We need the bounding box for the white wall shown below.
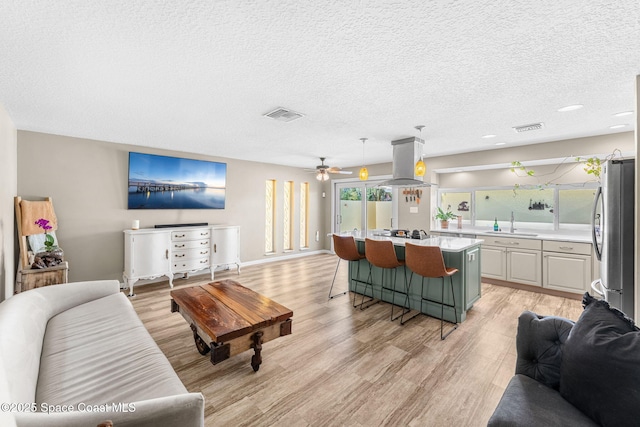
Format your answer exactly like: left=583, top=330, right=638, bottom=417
left=0, top=103, right=17, bottom=301
left=17, top=131, right=328, bottom=283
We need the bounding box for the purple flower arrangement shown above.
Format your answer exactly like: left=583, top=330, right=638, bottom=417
left=35, top=218, right=56, bottom=251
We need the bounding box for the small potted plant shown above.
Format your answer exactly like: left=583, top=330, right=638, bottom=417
left=435, top=207, right=456, bottom=229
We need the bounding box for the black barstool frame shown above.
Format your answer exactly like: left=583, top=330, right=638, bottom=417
left=417, top=273, right=458, bottom=340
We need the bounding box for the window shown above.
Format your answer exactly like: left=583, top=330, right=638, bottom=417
left=300, top=182, right=309, bottom=248
left=559, top=188, right=598, bottom=225
left=283, top=181, right=294, bottom=251
left=438, top=184, right=598, bottom=230
left=265, top=179, right=276, bottom=253
left=440, top=191, right=472, bottom=221
left=476, top=188, right=554, bottom=225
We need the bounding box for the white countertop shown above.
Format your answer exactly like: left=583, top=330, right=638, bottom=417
left=340, top=231, right=483, bottom=253
left=431, top=226, right=594, bottom=244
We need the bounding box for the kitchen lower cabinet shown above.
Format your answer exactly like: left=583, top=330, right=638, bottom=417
left=543, top=241, right=592, bottom=293
left=481, top=236, right=542, bottom=286
left=507, top=248, right=541, bottom=287
left=481, top=246, right=507, bottom=280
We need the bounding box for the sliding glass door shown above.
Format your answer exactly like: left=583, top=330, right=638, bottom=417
left=334, top=180, right=396, bottom=234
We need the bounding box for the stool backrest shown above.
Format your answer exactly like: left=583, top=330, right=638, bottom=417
left=405, top=243, right=448, bottom=278
left=365, top=238, right=403, bottom=269
left=332, top=234, right=364, bottom=261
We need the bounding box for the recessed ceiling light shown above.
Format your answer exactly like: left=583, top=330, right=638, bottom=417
left=495, top=142, right=506, bottom=146
left=613, top=111, right=634, bottom=117
left=481, top=134, right=497, bottom=139
left=558, top=104, right=583, bottom=112
left=610, top=124, right=627, bottom=129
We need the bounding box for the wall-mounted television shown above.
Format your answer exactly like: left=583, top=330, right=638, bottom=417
left=128, top=152, right=226, bottom=209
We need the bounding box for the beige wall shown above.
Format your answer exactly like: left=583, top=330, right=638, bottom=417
left=0, top=103, right=17, bottom=301
left=17, top=131, right=328, bottom=283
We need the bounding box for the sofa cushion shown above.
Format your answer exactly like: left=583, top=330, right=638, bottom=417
left=488, top=374, right=597, bottom=427
left=0, top=280, right=119, bottom=404
left=559, top=293, right=640, bottom=426
left=515, top=311, right=574, bottom=390
left=36, top=292, right=187, bottom=405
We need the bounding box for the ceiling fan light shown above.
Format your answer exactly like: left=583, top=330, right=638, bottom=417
left=415, top=159, right=426, bottom=177
left=359, top=167, right=368, bottom=181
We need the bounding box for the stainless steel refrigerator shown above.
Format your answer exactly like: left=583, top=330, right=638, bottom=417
left=591, top=158, right=635, bottom=317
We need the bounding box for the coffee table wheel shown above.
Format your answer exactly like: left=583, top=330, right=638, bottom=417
left=190, top=324, right=210, bottom=355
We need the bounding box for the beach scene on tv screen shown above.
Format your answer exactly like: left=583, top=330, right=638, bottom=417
left=128, top=152, right=226, bottom=209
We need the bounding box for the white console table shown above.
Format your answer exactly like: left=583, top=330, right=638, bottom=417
left=123, top=225, right=241, bottom=296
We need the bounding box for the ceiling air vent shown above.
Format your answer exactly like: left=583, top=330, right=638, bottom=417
left=513, top=122, right=544, bottom=133
left=263, top=107, right=304, bottom=122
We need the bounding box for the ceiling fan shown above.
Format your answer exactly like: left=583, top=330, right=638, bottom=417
left=309, top=157, right=353, bottom=181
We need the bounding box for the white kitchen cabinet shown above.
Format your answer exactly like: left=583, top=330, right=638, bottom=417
left=211, top=225, right=241, bottom=280
left=123, top=229, right=172, bottom=296
left=543, top=241, right=592, bottom=293
left=481, top=246, right=507, bottom=280
left=507, top=248, right=541, bottom=287
left=123, top=225, right=241, bottom=295
left=481, top=236, right=542, bottom=286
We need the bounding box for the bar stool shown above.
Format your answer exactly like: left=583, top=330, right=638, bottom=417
left=364, top=238, right=409, bottom=320
left=330, top=234, right=367, bottom=301
left=404, top=242, right=458, bottom=339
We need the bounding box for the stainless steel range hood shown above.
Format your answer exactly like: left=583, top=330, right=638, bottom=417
left=377, top=136, right=431, bottom=187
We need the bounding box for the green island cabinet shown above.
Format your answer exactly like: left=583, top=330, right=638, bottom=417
left=347, top=234, right=482, bottom=323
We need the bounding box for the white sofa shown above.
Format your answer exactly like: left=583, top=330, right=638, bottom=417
left=0, top=280, right=204, bottom=427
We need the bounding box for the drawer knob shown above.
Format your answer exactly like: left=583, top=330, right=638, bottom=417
left=559, top=246, right=573, bottom=250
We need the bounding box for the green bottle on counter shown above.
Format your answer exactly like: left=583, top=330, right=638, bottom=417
left=494, top=217, right=499, bottom=231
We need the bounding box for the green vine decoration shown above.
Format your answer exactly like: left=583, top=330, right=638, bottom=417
left=510, top=149, right=622, bottom=191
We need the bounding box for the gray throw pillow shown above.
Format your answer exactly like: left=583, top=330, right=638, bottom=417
left=559, top=293, right=640, bottom=426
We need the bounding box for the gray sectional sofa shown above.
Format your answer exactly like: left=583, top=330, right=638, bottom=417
left=489, top=294, right=640, bottom=426
left=0, top=280, right=204, bottom=427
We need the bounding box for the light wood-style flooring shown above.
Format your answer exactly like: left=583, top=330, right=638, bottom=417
left=129, top=253, right=584, bottom=426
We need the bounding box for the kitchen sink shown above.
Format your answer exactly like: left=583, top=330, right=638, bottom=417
left=485, top=231, right=538, bottom=237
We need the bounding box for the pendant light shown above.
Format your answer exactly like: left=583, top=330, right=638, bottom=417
left=359, top=138, right=368, bottom=180
left=414, top=125, right=426, bottom=177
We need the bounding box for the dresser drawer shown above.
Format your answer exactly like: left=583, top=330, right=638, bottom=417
left=171, top=229, right=211, bottom=241
left=172, top=257, right=210, bottom=272
left=172, top=247, right=211, bottom=260
left=172, top=239, right=210, bottom=250
left=543, top=240, right=591, bottom=255
left=483, top=236, right=541, bottom=251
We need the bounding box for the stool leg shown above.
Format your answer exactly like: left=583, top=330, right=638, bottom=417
left=358, top=263, right=377, bottom=310
left=400, top=270, right=420, bottom=325
left=439, top=276, right=458, bottom=340
left=391, top=267, right=411, bottom=322
left=329, top=258, right=347, bottom=299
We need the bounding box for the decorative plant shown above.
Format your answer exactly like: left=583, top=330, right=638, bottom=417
left=435, top=207, right=457, bottom=221
left=510, top=149, right=622, bottom=191
left=35, top=218, right=56, bottom=251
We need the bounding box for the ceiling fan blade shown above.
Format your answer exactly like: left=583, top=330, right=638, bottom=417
left=330, top=170, right=353, bottom=174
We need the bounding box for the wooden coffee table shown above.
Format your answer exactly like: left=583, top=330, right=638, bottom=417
left=170, top=280, right=293, bottom=371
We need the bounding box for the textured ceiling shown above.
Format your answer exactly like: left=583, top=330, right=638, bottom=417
left=1, top=1, right=639, bottom=171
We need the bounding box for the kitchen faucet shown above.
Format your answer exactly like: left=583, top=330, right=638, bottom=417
left=510, top=211, right=515, bottom=233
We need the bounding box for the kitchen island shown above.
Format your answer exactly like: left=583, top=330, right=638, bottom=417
left=345, top=232, right=483, bottom=323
